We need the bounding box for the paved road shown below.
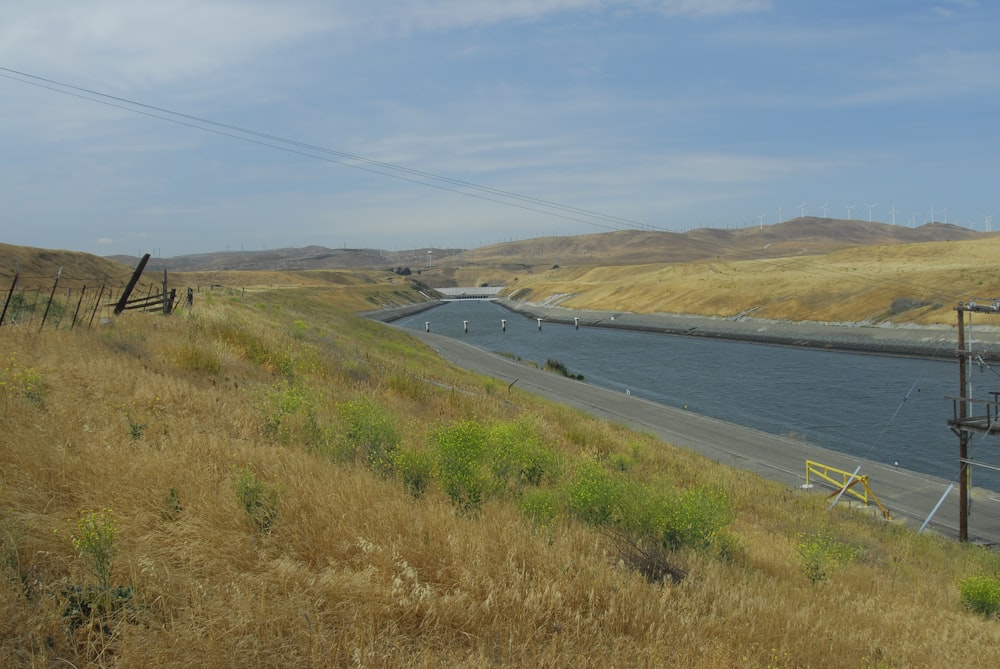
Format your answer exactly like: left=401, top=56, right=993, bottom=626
left=406, top=328, right=1000, bottom=546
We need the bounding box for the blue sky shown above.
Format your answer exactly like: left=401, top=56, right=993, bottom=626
left=2, top=1, right=998, bottom=257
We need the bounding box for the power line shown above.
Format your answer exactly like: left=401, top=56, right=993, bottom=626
left=0, top=67, right=987, bottom=313
left=0, top=66, right=661, bottom=233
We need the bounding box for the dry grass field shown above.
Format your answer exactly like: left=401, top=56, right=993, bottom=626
left=481, top=234, right=1000, bottom=326
left=4, top=276, right=1000, bottom=668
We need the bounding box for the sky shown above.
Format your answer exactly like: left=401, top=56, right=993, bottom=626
left=1, top=0, right=999, bottom=257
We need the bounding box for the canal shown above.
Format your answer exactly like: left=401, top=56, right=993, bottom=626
left=393, top=300, right=1000, bottom=492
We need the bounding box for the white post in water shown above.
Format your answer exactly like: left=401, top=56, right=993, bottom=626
left=574, top=317, right=579, bottom=330
left=501, top=319, right=507, bottom=332
left=537, top=318, right=543, bottom=331
left=463, top=320, right=468, bottom=333
left=425, top=321, right=430, bottom=332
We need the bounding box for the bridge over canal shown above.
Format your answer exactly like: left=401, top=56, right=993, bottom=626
left=435, top=286, right=504, bottom=300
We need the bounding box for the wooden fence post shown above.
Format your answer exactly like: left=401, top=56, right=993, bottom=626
left=162, top=269, right=171, bottom=315
left=71, top=285, right=87, bottom=329
left=0, top=272, right=17, bottom=327
left=38, top=267, right=62, bottom=332
left=115, top=254, right=150, bottom=315
left=89, top=284, right=106, bottom=328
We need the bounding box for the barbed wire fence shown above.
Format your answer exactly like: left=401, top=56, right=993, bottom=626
left=0, top=254, right=181, bottom=330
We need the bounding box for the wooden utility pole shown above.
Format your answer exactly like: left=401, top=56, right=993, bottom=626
left=957, top=308, right=970, bottom=541
left=948, top=301, right=1000, bottom=542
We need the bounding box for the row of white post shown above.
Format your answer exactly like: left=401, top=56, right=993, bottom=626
left=424, top=316, right=581, bottom=333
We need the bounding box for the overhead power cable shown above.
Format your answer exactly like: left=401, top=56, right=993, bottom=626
left=0, top=66, right=662, bottom=234
left=0, top=66, right=989, bottom=312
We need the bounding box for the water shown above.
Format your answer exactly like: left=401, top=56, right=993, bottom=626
left=395, top=300, right=1000, bottom=492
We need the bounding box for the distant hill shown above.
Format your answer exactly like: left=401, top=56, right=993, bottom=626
left=106, top=246, right=466, bottom=273
left=1, top=218, right=988, bottom=289
left=466, top=219, right=985, bottom=266
left=0, top=242, right=137, bottom=290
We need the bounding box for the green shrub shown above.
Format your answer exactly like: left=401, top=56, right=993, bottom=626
left=393, top=447, right=435, bottom=498
left=432, top=420, right=492, bottom=511
left=517, top=489, right=559, bottom=526
left=659, top=486, right=735, bottom=552
left=607, top=482, right=736, bottom=557
left=233, top=468, right=280, bottom=534
left=797, top=532, right=856, bottom=585
left=488, top=420, right=560, bottom=491
left=959, top=575, right=1000, bottom=617
left=260, top=379, right=309, bottom=437
left=563, top=460, right=626, bottom=527
left=544, top=358, right=584, bottom=380
left=339, top=397, right=401, bottom=474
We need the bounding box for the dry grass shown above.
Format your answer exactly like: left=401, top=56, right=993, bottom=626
left=500, top=235, right=1000, bottom=326
left=3, top=286, right=1000, bottom=668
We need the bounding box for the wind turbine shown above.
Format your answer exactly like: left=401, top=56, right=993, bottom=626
left=777, top=205, right=784, bottom=223
left=866, top=203, right=877, bottom=222
left=846, top=204, right=854, bottom=220
left=929, top=206, right=935, bottom=224
left=757, top=213, right=765, bottom=230
left=941, top=207, right=948, bottom=225
left=888, top=204, right=897, bottom=226
left=798, top=201, right=807, bottom=219
left=984, top=215, right=993, bottom=233
left=821, top=202, right=829, bottom=218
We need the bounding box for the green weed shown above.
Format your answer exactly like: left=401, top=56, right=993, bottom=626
left=338, top=397, right=401, bottom=474
left=71, top=508, right=118, bottom=592
left=392, top=447, right=435, bottom=498
left=0, top=351, right=44, bottom=403
left=487, top=420, right=560, bottom=491
left=517, top=489, right=559, bottom=526
left=797, top=532, right=856, bottom=585
left=959, top=574, right=1000, bottom=618
left=233, top=468, right=280, bottom=534
left=563, top=460, right=626, bottom=527
left=432, top=420, right=492, bottom=511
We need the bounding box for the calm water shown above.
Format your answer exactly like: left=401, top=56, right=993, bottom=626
left=395, top=300, right=1000, bottom=492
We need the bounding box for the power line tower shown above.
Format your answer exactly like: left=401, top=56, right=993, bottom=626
left=947, top=300, right=1000, bottom=541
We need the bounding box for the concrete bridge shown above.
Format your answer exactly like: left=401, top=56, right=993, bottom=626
left=435, top=286, right=504, bottom=300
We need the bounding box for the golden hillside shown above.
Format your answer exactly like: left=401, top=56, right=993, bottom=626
left=476, top=232, right=1000, bottom=326
left=3, top=275, right=1000, bottom=667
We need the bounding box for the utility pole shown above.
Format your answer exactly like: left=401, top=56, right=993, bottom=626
left=948, top=300, right=1000, bottom=541
left=957, top=307, right=970, bottom=541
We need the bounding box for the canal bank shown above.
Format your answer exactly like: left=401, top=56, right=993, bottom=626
left=362, top=297, right=1000, bottom=360
left=401, top=326, right=1000, bottom=546
left=497, top=299, right=1000, bottom=361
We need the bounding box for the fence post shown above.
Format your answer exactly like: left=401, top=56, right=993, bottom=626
left=89, top=284, right=106, bottom=328
left=38, top=267, right=62, bottom=332
left=162, top=269, right=171, bottom=315
left=115, top=254, right=151, bottom=315
left=71, top=285, right=87, bottom=329
left=0, top=272, right=17, bottom=326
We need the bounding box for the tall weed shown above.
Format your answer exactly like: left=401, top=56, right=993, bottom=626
left=338, top=397, right=401, bottom=473
left=233, top=468, right=280, bottom=534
